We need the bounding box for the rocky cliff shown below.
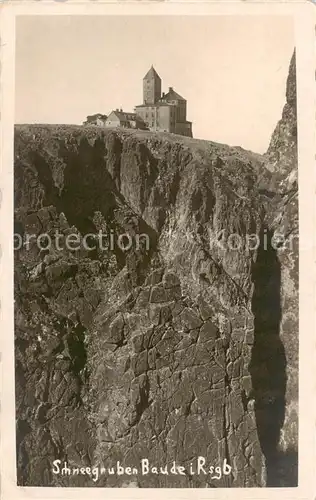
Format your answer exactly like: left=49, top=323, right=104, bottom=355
left=14, top=54, right=297, bottom=488
left=259, top=51, right=298, bottom=485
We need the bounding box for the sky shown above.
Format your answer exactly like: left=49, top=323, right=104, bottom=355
left=15, top=15, right=294, bottom=153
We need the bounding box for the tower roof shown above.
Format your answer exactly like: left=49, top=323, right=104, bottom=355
left=163, top=87, right=185, bottom=101
left=143, top=65, right=161, bottom=80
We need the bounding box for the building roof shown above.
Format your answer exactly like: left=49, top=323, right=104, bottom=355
left=162, top=87, right=186, bottom=101
left=143, top=65, right=161, bottom=81
left=108, top=110, right=145, bottom=123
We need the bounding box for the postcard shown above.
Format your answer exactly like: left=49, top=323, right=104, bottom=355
left=0, top=1, right=315, bottom=499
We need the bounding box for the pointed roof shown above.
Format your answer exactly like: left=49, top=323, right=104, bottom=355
left=162, top=87, right=185, bottom=101
left=143, top=65, right=161, bottom=80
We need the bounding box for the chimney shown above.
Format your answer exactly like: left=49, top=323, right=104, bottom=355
left=162, top=92, right=165, bottom=98
left=116, top=108, right=119, bottom=112
left=120, top=108, right=123, bottom=112
left=169, top=87, right=173, bottom=92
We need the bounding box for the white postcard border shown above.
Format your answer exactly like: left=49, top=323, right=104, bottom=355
left=0, top=2, right=315, bottom=499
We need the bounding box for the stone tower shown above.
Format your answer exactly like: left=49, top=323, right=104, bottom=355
left=143, top=65, right=161, bottom=105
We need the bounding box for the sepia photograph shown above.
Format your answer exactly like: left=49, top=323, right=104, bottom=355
left=13, top=13, right=298, bottom=489
left=0, top=3, right=314, bottom=497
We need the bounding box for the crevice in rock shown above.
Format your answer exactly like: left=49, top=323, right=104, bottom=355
left=249, top=227, right=291, bottom=486
left=67, top=322, right=88, bottom=377
left=134, top=375, right=151, bottom=425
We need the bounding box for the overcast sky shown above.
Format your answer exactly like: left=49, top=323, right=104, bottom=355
left=15, top=15, right=294, bottom=153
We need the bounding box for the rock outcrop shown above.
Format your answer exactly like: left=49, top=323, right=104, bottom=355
left=14, top=53, right=297, bottom=488
left=258, top=51, right=298, bottom=486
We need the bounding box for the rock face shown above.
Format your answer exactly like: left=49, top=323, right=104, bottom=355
left=265, top=51, right=297, bottom=185
left=14, top=54, right=297, bottom=488
left=258, top=51, right=298, bottom=486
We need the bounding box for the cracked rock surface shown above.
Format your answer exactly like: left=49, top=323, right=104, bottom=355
left=14, top=54, right=297, bottom=487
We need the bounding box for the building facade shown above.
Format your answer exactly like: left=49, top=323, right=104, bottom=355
left=135, top=66, right=193, bottom=137
left=105, top=110, right=146, bottom=130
